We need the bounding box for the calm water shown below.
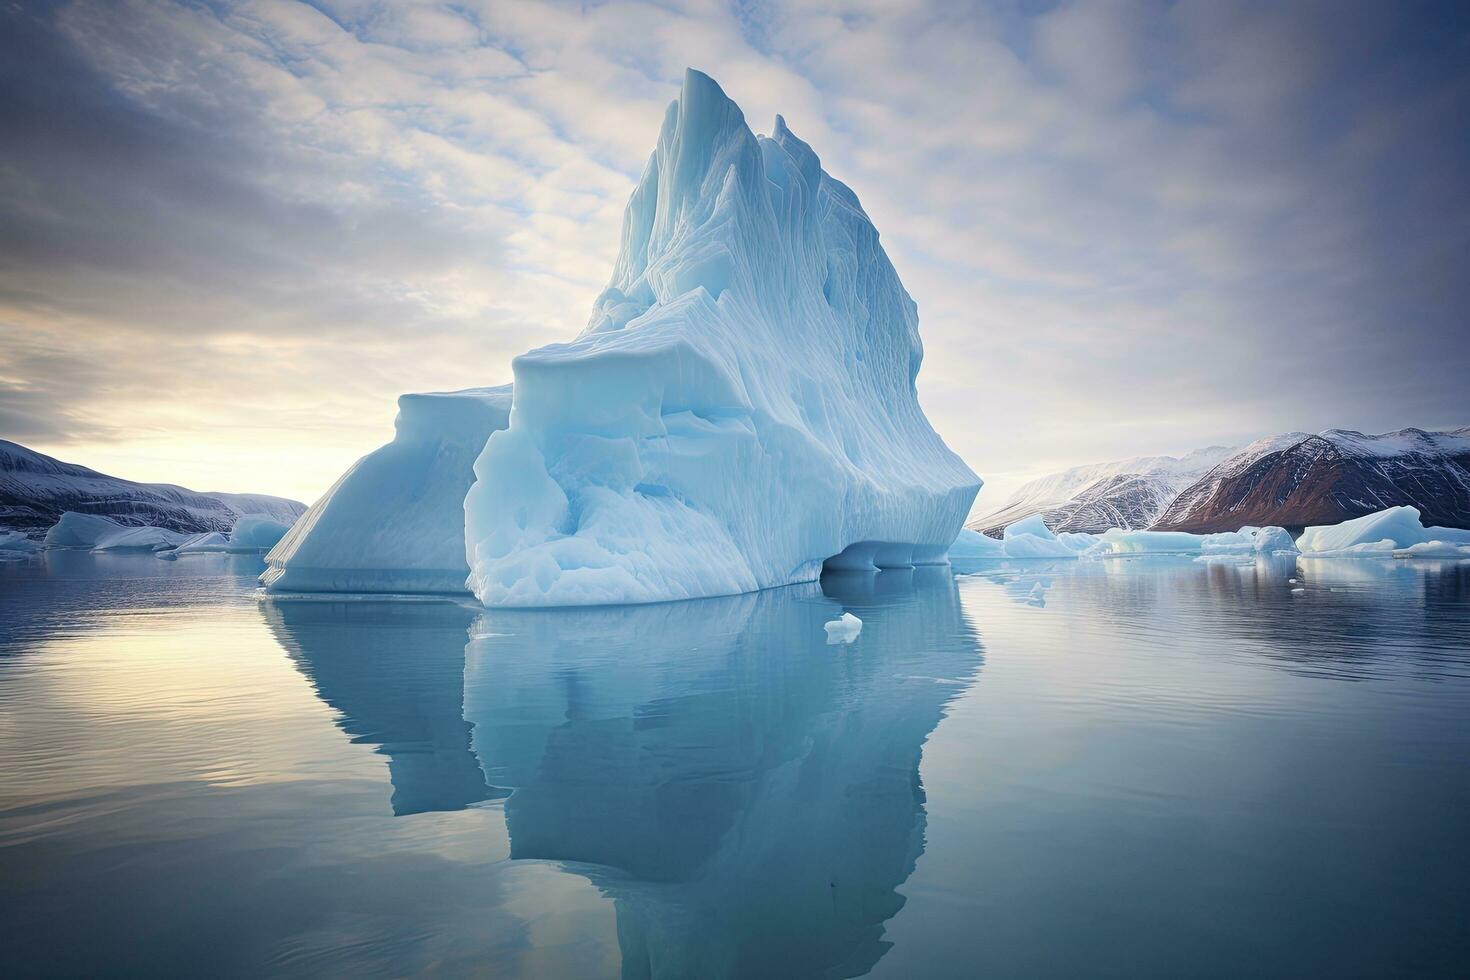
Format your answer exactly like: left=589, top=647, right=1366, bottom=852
left=1, top=551, right=1468, bottom=978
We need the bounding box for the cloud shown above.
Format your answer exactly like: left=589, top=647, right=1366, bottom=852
left=0, top=0, right=1467, bottom=507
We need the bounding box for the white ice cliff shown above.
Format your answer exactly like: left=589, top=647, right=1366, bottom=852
left=460, top=70, right=979, bottom=606
left=262, top=387, right=511, bottom=593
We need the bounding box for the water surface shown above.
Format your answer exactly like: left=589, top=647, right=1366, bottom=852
left=1, top=551, right=1467, bottom=977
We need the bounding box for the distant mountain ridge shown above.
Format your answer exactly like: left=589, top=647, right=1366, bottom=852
left=970, top=446, right=1236, bottom=536
left=0, top=439, right=306, bottom=539
left=971, top=427, right=1470, bottom=536
left=1153, top=427, right=1470, bottom=532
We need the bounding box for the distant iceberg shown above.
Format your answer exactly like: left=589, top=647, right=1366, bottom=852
left=1297, top=505, right=1470, bottom=559
left=44, top=512, right=185, bottom=551
left=0, top=529, right=42, bottom=557
left=40, top=508, right=296, bottom=558
left=226, top=516, right=291, bottom=551
left=1083, top=525, right=1298, bottom=559
left=262, top=387, right=511, bottom=593
left=950, top=519, right=1296, bottom=561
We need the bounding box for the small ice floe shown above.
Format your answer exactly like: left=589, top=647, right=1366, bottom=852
left=1289, top=578, right=1298, bottom=584
left=1291, top=587, right=1306, bottom=594
left=824, top=612, right=863, bottom=645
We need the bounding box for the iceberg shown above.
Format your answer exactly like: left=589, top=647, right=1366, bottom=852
left=90, top=525, right=186, bottom=552
left=165, top=519, right=289, bottom=558
left=999, top=514, right=1078, bottom=558
left=1057, top=531, right=1102, bottom=552
left=263, top=387, right=511, bottom=593
left=948, top=518, right=1100, bottom=562
left=169, top=531, right=232, bottom=554
left=227, top=516, right=290, bottom=551
left=461, top=70, right=979, bottom=606
left=1082, top=524, right=1298, bottom=559
left=1247, top=525, right=1298, bottom=555
left=1297, top=505, right=1470, bottom=558
left=43, top=511, right=126, bottom=549
left=0, top=529, right=41, bottom=557
left=947, top=527, right=1006, bottom=559
left=948, top=520, right=1098, bottom=561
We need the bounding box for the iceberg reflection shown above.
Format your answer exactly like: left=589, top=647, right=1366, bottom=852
left=268, top=566, right=983, bottom=977
left=263, top=600, right=504, bottom=816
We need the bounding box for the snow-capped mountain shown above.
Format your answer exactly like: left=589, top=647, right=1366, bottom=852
left=0, top=439, right=306, bottom=539
left=968, top=446, right=1235, bottom=535
left=1153, top=427, right=1470, bottom=532
left=975, top=427, right=1470, bottom=538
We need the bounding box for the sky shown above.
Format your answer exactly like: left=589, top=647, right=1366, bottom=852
left=1, top=0, right=1467, bottom=511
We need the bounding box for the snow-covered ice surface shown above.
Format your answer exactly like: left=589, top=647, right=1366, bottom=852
left=1298, top=505, right=1470, bottom=558
left=463, top=71, right=978, bottom=607
left=263, top=387, right=511, bottom=593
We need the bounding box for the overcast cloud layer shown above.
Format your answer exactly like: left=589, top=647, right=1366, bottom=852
left=2, top=0, right=1467, bottom=507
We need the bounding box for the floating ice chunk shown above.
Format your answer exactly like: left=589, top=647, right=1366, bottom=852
left=1083, top=525, right=1296, bottom=559
left=997, top=514, right=1076, bottom=558
left=1002, top=514, right=1054, bottom=540
left=947, top=527, right=1005, bottom=558
left=172, top=531, right=232, bottom=554
left=824, top=612, right=863, bottom=645
left=228, top=516, right=290, bottom=551
left=950, top=523, right=1098, bottom=561
left=263, top=387, right=512, bottom=593
left=1298, top=505, right=1427, bottom=555
left=0, top=529, right=41, bottom=553
left=1298, top=506, right=1469, bottom=558
left=1084, top=529, right=1213, bottom=557
left=90, top=525, right=187, bottom=552
left=1056, top=531, right=1100, bottom=552
left=1394, top=540, right=1470, bottom=558
left=998, top=532, right=1076, bottom=559
left=1249, top=526, right=1299, bottom=555
left=462, top=71, right=978, bottom=607
left=44, top=512, right=125, bottom=549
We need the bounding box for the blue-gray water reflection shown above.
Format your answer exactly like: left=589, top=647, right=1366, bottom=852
left=2, top=553, right=1469, bottom=977
left=266, top=567, right=981, bottom=979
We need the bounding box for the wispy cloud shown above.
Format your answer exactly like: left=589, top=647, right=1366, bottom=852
left=1, top=0, right=1466, bottom=504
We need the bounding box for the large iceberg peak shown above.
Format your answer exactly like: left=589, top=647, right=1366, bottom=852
left=464, top=69, right=980, bottom=606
